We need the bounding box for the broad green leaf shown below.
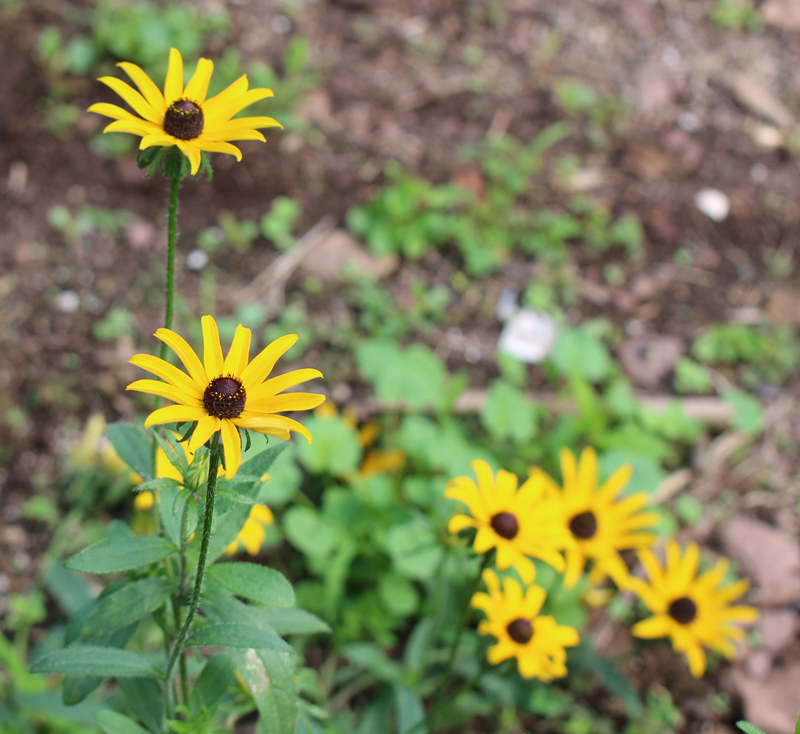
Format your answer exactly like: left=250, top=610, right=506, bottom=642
left=207, top=563, right=294, bottom=607
left=480, top=380, right=537, bottom=444
left=119, top=678, right=163, bottom=734
left=598, top=450, right=664, bottom=497
left=724, top=390, right=763, bottom=435
left=31, top=647, right=161, bottom=678
left=43, top=561, right=93, bottom=616
left=343, top=643, right=403, bottom=683
left=549, top=327, right=611, bottom=383
left=107, top=422, right=152, bottom=481
left=84, top=578, right=174, bottom=636
left=95, top=709, right=152, bottom=734
left=133, top=478, right=181, bottom=494
left=216, top=487, right=259, bottom=505
left=239, top=443, right=290, bottom=481
left=383, top=517, right=443, bottom=582
left=283, top=506, right=340, bottom=559
left=65, top=536, right=176, bottom=574
left=736, top=723, right=767, bottom=734
left=378, top=574, right=419, bottom=617
left=394, top=683, right=424, bottom=734
left=238, top=649, right=298, bottom=734
left=188, top=623, right=292, bottom=652
left=258, top=607, right=331, bottom=636
left=295, top=415, right=362, bottom=475
left=189, top=651, right=237, bottom=718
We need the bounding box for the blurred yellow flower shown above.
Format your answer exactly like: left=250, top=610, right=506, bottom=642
left=534, top=448, right=659, bottom=589
left=630, top=540, right=758, bottom=677
left=226, top=505, right=274, bottom=556
left=127, top=315, right=324, bottom=479
left=471, top=569, right=579, bottom=680
left=88, top=48, right=281, bottom=175
left=446, top=460, right=572, bottom=584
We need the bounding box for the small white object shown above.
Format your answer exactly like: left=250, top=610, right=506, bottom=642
left=495, top=287, right=518, bottom=321
left=186, top=249, right=209, bottom=271
left=497, top=309, right=557, bottom=364
left=55, top=290, right=80, bottom=313
left=271, top=14, right=291, bottom=34
left=750, top=163, right=768, bottom=183
left=694, top=188, right=730, bottom=222
left=661, top=46, right=681, bottom=68
left=677, top=111, right=700, bottom=132
left=464, top=345, right=482, bottom=364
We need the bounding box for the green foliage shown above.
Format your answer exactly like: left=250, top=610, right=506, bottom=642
left=261, top=197, right=303, bottom=251
left=480, top=380, right=539, bottom=444
left=673, top=358, right=714, bottom=394
left=710, top=0, right=763, bottom=31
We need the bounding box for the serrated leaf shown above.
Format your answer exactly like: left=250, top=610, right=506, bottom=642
left=31, top=647, right=161, bottom=678
left=188, top=623, right=292, bottom=652
left=95, top=709, right=152, bottom=734
left=84, top=578, right=174, bottom=636
left=216, top=487, right=259, bottom=505
left=189, top=652, right=237, bottom=718
left=107, top=423, right=152, bottom=481
left=65, top=536, right=176, bottom=574
left=206, top=563, right=294, bottom=607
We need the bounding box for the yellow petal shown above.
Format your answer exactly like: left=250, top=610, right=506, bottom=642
left=222, top=325, right=251, bottom=376
left=240, top=334, right=298, bottom=390
left=247, top=369, right=323, bottom=400
left=201, top=128, right=268, bottom=143
left=221, top=419, right=242, bottom=479
left=176, top=140, right=201, bottom=175
left=183, top=58, right=214, bottom=104
left=164, top=48, right=184, bottom=106
left=140, top=134, right=176, bottom=150
left=127, top=379, right=201, bottom=407
left=207, top=88, right=274, bottom=124
left=103, top=119, right=163, bottom=136
left=201, top=315, right=224, bottom=378
left=129, top=354, right=203, bottom=399
left=188, top=415, right=221, bottom=452
left=144, top=405, right=208, bottom=428
left=135, top=491, right=155, bottom=510
left=250, top=505, right=274, bottom=525
left=98, top=76, right=162, bottom=124
left=192, top=139, right=243, bottom=161
left=155, top=328, right=208, bottom=387
left=202, top=75, right=250, bottom=118
left=447, top=514, right=477, bottom=534
left=204, top=116, right=282, bottom=133
left=117, top=62, right=166, bottom=115
left=631, top=614, right=673, bottom=639
left=88, top=102, right=142, bottom=121
left=248, top=392, right=326, bottom=414
left=233, top=414, right=312, bottom=444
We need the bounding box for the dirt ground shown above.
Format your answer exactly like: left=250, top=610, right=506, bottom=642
left=4, top=0, right=800, bottom=731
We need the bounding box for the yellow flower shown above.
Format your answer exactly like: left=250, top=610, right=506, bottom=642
left=535, top=448, right=659, bottom=589
left=471, top=569, right=579, bottom=680
left=445, top=460, right=572, bottom=584
left=88, top=48, right=281, bottom=175
left=630, top=540, right=758, bottom=677
left=127, top=315, right=324, bottom=480
left=226, top=505, right=274, bottom=556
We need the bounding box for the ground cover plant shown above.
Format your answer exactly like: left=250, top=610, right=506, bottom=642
left=4, top=0, right=800, bottom=733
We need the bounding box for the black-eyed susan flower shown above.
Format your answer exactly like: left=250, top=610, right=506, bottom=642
left=471, top=569, right=579, bottom=680
left=445, top=460, right=572, bottom=584
left=630, top=540, right=758, bottom=677
left=127, top=315, right=324, bottom=480
left=226, top=504, right=274, bottom=556
left=534, top=447, right=659, bottom=589
left=88, top=48, right=281, bottom=175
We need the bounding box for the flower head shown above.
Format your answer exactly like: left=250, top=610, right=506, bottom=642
left=471, top=569, right=579, bottom=680
left=88, top=48, right=281, bottom=175
left=127, top=315, right=324, bottom=479
left=535, top=448, right=659, bottom=589
left=226, top=504, right=274, bottom=556
left=630, top=540, right=758, bottom=677
left=445, top=460, right=572, bottom=584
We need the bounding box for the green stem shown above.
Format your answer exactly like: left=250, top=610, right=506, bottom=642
left=164, top=433, right=222, bottom=717
left=160, top=173, right=180, bottom=357
left=425, top=551, right=494, bottom=733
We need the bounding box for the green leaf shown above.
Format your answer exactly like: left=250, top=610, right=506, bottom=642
left=153, top=430, right=188, bottom=476
left=480, top=380, right=537, bottom=444
left=119, top=678, right=163, bottom=734
left=31, top=647, right=161, bottom=678
left=283, top=506, right=340, bottom=559
left=84, top=578, right=174, bottom=636
left=724, top=390, right=763, bottom=435
left=737, top=722, right=768, bottom=734
left=65, top=536, right=176, bottom=574
left=378, top=574, right=419, bottom=618
left=239, top=443, right=290, bottom=481
left=207, top=563, right=294, bottom=607
left=394, top=683, right=425, bottom=734
left=107, top=422, right=152, bottom=481
left=188, top=623, right=292, bottom=652
left=95, top=709, right=152, bottom=734
left=133, top=478, right=182, bottom=494
left=295, top=414, right=362, bottom=475
left=383, top=517, right=443, bottom=581
left=159, top=486, right=185, bottom=548
left=549, top=327, right=612, bottom=382
left=216, top=487, right=260, bottom=505
left=189, top=652, right=237, bottom=718
left=43, top=561, right=93, bottom=616
left=342, top=643, right=403, bottom=683
left=238, top=649, right=298, bottom=734
left=257, top=607, right=331, bottom=636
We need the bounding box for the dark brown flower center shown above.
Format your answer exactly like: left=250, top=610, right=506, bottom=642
left=569, top=510, right=598, bottom=539
left=163, top=98, right=204, bottom=140
left=203, top=375, right=246, bottom=419
left=506, top=617, right=533, bottom=644
left=668, top=596, right=697, bottom=625
left=490, top=511, right=519, bottom=540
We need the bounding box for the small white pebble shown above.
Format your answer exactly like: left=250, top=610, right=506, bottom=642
left=497, top=309, right=557, bottom=364
left=750, top=163, right=768, bottom=183
left=271, top=14, right=291, bottom=35
left=186, top=249, right=209, bottom=271
left=464, top=345, right=482, bottom=363
left=694, top=188, right=730, bottom=222
left=677, top=111, right=700, bottom=132
left=55, top=290, right=80, bottom=313
left=661, top=46, right=681, bottom=68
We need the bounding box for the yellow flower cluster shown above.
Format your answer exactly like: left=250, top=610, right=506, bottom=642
left=446, top=448, right=757, bottom=679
